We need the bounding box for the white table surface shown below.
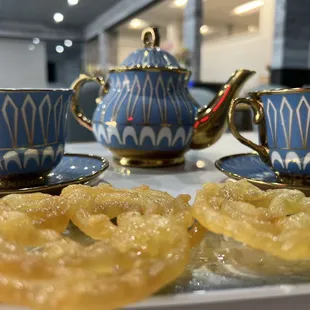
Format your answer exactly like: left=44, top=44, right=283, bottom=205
left=3, top=132, right=310, bottom=310
left=65, top=131, right=258, bottom=201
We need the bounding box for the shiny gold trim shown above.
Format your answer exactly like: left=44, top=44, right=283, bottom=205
left=250, top=87, right=310, bottom=96
left=0, top=88, right=72, bottom=92
left=141, top=27, right=160, bottom=48
left=215, top=153, right=310, bottom=195
left=0, top=153, right=109, bottom=196
left=71, top=74, right=106, bottom=132
left=114, top=156, right=184, bottom=167
left=109, top=148, right=186, bottom=159
left=228, top=96, right=269, bottom=163
left=109, top=66, right=189, bottom=74
left=191, top=69, right=256, bottom=150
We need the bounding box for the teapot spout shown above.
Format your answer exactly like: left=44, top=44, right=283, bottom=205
left=190, top=69, right=255, bottom=149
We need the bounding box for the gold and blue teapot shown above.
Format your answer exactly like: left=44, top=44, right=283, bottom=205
left=72, top=27, right=255, bottom=167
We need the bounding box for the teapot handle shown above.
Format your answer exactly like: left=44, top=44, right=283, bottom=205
left=71, top=74, right=107, bottom=132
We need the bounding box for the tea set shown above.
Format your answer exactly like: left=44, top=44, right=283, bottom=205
left=0, top=27, right=310, bottom=195
left=71, top=27, right=254, bottom=167
left=0, top=88, right=109, bottom=195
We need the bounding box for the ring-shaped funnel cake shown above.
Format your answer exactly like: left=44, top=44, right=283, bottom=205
left=60, top=183, right=194, bottom=239
left=0, top=183, right=200, bottom=310
left=193, top=179, right=310, bottom=261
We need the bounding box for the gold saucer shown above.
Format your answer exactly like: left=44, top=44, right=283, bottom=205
left=215, top=153, right=310, bottom=196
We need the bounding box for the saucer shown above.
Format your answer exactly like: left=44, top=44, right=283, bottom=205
left=0, top=153, right=109, bottom=196
left=215, top=153, right=310, bottom=196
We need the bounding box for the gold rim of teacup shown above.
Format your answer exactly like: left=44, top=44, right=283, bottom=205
left=0, top=88, right=73, bottom=92
left=250, top=87, right=310, bottom=96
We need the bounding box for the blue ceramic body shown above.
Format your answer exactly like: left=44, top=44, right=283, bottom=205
left=0, top=90, right=72, bottom=177
left=93, top=70, right=197, bottom=153
left=261, top=91, right=310, bottom=175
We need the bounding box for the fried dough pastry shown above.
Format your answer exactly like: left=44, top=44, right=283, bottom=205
left=0, top=209, right=61, bottom=246
left=0, top=193, right=69, bottom=232
left=192, top=179, right=310, bottom=260
left=61, top=183, right=194, bottom=240
left=0, top=213, right=190, bottom=310
left=0, top=193, right=65, bottom=246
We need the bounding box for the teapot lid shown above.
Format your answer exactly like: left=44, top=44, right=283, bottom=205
left=110, top=27, right=188, bottom=73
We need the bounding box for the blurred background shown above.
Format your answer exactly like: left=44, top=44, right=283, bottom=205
left=0, top=0, right=308, bottom=139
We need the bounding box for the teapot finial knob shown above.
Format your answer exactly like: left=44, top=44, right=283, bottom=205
left=141, top=27, right=160, bottom=48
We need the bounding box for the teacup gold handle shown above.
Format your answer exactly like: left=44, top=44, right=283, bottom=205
left=228, top=97, right=270, bottom=164
left=71, top=74, right=107, bottom=132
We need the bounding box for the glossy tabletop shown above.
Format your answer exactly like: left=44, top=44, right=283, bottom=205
left=65, top=132, right=259, bottom=201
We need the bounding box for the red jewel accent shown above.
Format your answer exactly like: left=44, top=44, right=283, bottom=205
left=212, top=85, right=231, bottom=112
left=194, top=115, right=209, bottom=128
left=194, top=85, right=231, bottom=129
left=128, top=116, right=134, bottom=121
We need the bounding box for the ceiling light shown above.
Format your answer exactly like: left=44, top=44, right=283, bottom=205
left=32, top=38, right=40, bottom=45
left=200, top=25, right=209, bottom=35
left=53, top=13, right=64, bottom=23
left=64, top=39, right=73, bottom=47
left=200, top=25, right=214, bottom=35
left=128, top=18, right=147, bottom=29
left=232, top=0, right=264, bottom=15
left=173, top=0, right=187, bottom=7
left=56, top=45, right=64, bottom=53
left=28, top=44, right=35, bottom=51
left=68, top=0, right=79, bottom=5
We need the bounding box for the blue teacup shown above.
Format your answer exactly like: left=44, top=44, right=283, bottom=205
left=229, top=88, right=310, bottom=178
left=0, top=89, right=73, bottom=179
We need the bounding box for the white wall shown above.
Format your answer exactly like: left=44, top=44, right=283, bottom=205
left=201, top=0, right=275, bottom=93
left=83, top=32, right=138, bottom=72
left=117, top=32, right=144, bottom=65
left=84, top=37, right=100, bottom=72
left=0, top=38, right=47, bottom=88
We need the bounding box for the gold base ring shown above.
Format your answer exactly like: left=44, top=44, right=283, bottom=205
left=114, top=156, right=185, bottom=168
